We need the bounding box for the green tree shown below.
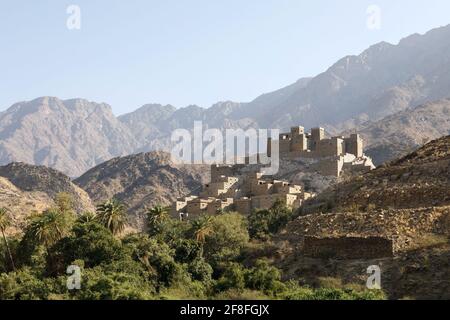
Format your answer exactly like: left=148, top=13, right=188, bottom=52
left=215, top=262, right=246, bottom=292
left=26, top=208, right=73, bottom=273
left=173, top=239, right=201, bottom=263
left=245, top=259, right=284, bottom=294
left=190, top=216, right=214, bottom=257
left=49, top=221, right=125, bottom=271
left=188, top=257, right=213, bottom=283
left=203, top=213, right=249, bottom=266
left=248, top=200, right=292, bottom=240
left=77, top=211, right=97, bottom=224
left=96, top=199, right=127, bottom=236
left=28, top=208, right=72, bottom=251
left=0, top=208, right=16, bottom=271
left=54, top=192, right=74, bottom=213
left=146, top=205, right=170, bottom=237
left=123, top=234, right=182, bottom=289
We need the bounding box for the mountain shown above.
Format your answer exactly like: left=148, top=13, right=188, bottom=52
left=303, top=135, right=450, bottom=212
left=2, top=25, right=450, bottom=175
left=0, top=162, right=95, bottom=234
left=351, top=98, right=450, bottom=165
left=118, top=24, right=450, bottom=150
left=275, top=136, right=450, bottom=300
left=0, top=97, right=139, bottom=177
left=74, top=151, right=209, bottom=229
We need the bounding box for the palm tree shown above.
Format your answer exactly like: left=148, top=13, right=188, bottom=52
left=191, top=216, right=214, bottom=257
left=96, top=199, right=127, bottom=236
left=0, top=208, right=16, bottom=271
left=146, top=205, right=170, bottom=236
left=77, top=211, right=97, bottom=223
left=27, top=208, right=72, bottom=274
left=147, top=205, right=169, bottom=225
left=28, top=208, right=70, bottom=249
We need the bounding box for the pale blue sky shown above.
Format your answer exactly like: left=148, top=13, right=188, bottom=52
left=1, top=0, right=450, bottom=114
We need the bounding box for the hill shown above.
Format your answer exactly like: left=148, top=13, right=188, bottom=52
left=74, top=151, right=210, bottom=229
left=0, top=162, right=95, bottom=234
left=351, top=99, right=450, bottom=165
left=0, top=97, right=138, bottom=177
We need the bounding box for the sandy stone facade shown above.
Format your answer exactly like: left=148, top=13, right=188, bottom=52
left=268, top=126, right=373, bottom=177
left=171, top=124, right=375, bottom=219
left=171, top=164, right=313, bottom=219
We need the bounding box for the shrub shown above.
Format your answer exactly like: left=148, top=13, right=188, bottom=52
left=49, top=222, right=125, bottom=273
left=248, top=201, right=293, bottom=240
left=215, top=263, right=246, bottom=292
left=245, top=259, right=284, bottom=294
left=188, top=257, right=213, bottom=283
left=203, top=213, right=249, bottom=267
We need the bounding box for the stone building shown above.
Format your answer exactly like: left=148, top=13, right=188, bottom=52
left=171, top=124, right=374, bottom=219
left=268, top=126, right=372, bottom=177
left=171, top=164, right=312, bottom=219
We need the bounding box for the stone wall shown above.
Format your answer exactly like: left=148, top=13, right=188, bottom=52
left=302, top=236, right=394, bottom=259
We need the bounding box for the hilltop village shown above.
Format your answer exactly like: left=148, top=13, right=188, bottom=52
left=171, top=126, right=375, bottom=219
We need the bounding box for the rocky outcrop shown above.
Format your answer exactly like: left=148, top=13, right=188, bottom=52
left=0, top=163, right=95, bottom=234
left=303, top=136, right=450, bottom=212
left=74, top=151, right=210, bottom=229
left=3, top=26, right=450, bottom=176
left=346, top=99, right=450, bottom=165
left=0, top=97, right=138, bottom=177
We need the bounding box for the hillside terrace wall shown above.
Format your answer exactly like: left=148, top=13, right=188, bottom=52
left=302, top=236, right=394, bottom=260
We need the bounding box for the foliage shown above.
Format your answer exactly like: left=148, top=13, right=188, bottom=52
left=0, top=207, right=16, bottom=271
left=96, top=199, right=127, bottom=236
left=202, top=213, right=249, bottom=266
left=215, top=262, right=246, bottom=292
left=245, top=259, right=284, bottom=294
left=27, top=208, right=74, bottom=249
left=248, top=200, right=293, bottom=240
left=146, top=205, right=170, bottom=237
left=49, top=222, right=125, bottom=271
left=188, top=257, right=213, bottom=283
left=0, top=201, right=387, bottom=301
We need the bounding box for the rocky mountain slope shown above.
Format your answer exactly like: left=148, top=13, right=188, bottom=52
left=120, top=24, right=450, bottom=140
left=0, top=97, right=138, bottom=177
left=303, top=135, right=450, bottom=212
left=2, top=25, right=450, bottom=176
left=74, top=151, right=209, bottom=229
left=273, top=136, right=450, bottom=299
left=350, top=99, right=450, bottom=165
left=0, top=162, right=95, bottom=234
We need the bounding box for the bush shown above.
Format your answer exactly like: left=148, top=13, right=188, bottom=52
left=245, top=259, right=284, bottom=294
left=203, top=213, right=249, bottom=267
left=0, top=268, right=51, bottom=300
left=49, top=222, right=125, bottom=273
left=279, top=280, right=386, bottom=300
left=71, top=266, right=154, bottom=300
left=215, top=263, right=246, bottom=292
left=173, top=239, right=201, bottom=263
left=122, top=234, right=182, bottom=288
left=248, top=201, right=292, bottom=240
left=188, top=257, right=213, bottom=283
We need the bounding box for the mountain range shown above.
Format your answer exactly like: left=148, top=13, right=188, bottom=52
left=1, top=24, right=450, bottom=176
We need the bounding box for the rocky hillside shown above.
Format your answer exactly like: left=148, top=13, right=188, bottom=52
left=2, top=25, right=450, bottom=175
left=0, top=97, right=138, bottom=177
left=273, top=136, right=450, bottom=299
left=303, top=135, right=450, bottom=212
left=74, top=151, right=210, bottom=229
left=0, top=163, right=95, bottom=234
left=120, top=24, right=450, bottom=141
left=349, top=99, right=450, bottom=165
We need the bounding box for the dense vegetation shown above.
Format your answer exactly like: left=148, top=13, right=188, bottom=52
left=0, top=194, right=385, bottom=300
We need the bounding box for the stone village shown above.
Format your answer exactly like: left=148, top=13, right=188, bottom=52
left=171, top=125, right=375, bottom=219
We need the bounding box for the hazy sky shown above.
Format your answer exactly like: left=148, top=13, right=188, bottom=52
left=1, top=0, right=450, bottom=114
